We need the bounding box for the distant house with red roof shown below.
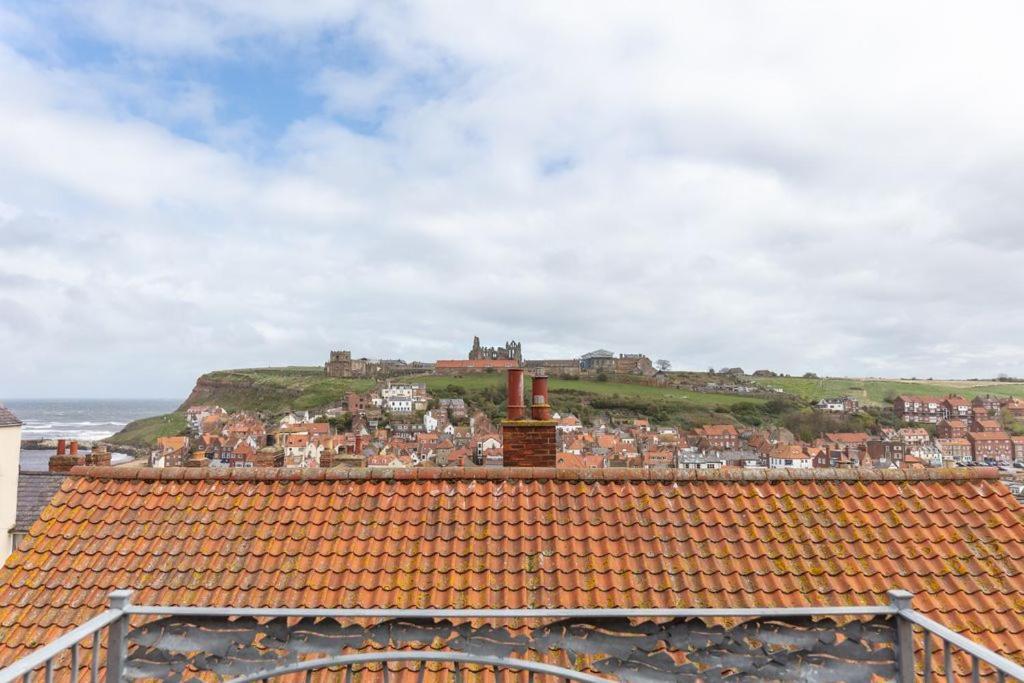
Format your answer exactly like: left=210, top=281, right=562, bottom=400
left=1002, top=397, right=1024, bottom=420
left=894, top=395, right=946, bottom=424
left=937, top=419, right=967, bottom=439
left=943, top=395, right=972, bottom=420
left=150, top=436, right=190, bottom=467
left=968, top=430, right=1013, bottom=463
left=641, top=449, right=674, bottom=469
left=556, top=414, right=581, bottom=433
left=693, top=424, right=739, bottom=451
left=768, top=443, right=814, bottom=469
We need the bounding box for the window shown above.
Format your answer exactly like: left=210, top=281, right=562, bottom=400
left=9, top=531, right=25, bottom=552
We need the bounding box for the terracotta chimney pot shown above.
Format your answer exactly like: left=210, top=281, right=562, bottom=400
left=530, top=375, right=551, bottom=420
left=506, top=368, right=526, bottom=420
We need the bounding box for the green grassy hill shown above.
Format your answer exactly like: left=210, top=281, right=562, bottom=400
left=179, top=367, right=375, bottom=413
left=106, top=412, right=187, bottom=449
left=123, top=366, right=1012, bottom=448
left=751, top=376, right=1024, bottom=405
left=415, top=374, right=760, bottom=405
left=108, top=367, right=375, bottom=447
left=109, top=367, right=779, bottom=447
left=413, top=374, right=773, bottom=428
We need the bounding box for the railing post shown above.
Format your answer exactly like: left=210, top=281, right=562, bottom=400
left=105, top=590, right=133, bottom=683
left=889, top=589, right=915, bottom=683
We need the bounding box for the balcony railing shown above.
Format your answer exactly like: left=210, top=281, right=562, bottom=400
left=2, top=589, right=1023, bottom=681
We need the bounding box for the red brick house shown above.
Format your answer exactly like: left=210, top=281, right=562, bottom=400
left=973, top=394, right=1002, bottom=413
left=936, top=438, right=972, bottom=462
left=936, top=419, right=967, bottom=439
left=971, top=418, right=1003, bottom=433
left=968, top=431, right=1013, bottom=463
left=893, top=395, right=945, bottom=423
left=1012, top=436, right=1024, bottom=462
left=1002, top=398, right=1024, bottom=420
left=942, top=395, right=972, bottom=420
left=693, top=424, right=739, bottom=451
left=824, top=432, right=870, bottom=449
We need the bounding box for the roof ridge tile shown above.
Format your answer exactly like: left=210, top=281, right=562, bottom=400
left=65, top=465, right=1004, bottom=483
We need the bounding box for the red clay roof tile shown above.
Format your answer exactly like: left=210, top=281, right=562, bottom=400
left=0, top=467, right=1022, bottom=668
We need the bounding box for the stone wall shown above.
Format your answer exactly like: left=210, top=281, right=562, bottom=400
left=523, top=359, right=581, bottom=377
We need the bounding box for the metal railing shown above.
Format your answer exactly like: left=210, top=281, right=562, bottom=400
left=1, top=589, right=1022, bottom=681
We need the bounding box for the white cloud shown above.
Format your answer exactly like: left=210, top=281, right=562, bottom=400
left=3, top=2, right=1024, bottom=397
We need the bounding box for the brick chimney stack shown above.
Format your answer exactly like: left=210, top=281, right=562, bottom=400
left=87, top=443, right=112, bottom=466
left=501, top=369, right=557, bottom=467
left=49, top=438, right=84, bottom=473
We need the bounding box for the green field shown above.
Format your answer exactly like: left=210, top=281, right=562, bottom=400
left=412, top=374, right=763, bottom=407
left=182, top=367, right=375, bottom=413
left=751, top=376, right=1024, bottom=405
left=410, top=373, right=770, bottom=428
left=106, top=411, right=188, bottom=448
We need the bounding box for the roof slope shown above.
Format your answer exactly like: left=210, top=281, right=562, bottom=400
left=0, top=405, right=21, bottom=428
left=1, top=467, right=1023, bottom=666
left=12, top=471, right=66, bottom=534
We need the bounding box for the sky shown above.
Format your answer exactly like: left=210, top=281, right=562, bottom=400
left=2, top=1, right=1024, bottom=398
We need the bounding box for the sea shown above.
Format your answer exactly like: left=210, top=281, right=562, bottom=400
left=3, top=399, right=179, bottom=471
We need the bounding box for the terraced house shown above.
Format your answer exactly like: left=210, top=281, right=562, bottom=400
left=894, top=395, right=947, bottom=424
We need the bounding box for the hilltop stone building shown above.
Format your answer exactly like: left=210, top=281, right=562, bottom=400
left=468, top=337, right=522, bottom=364
left=324, top=350, right=431, bottom=378
left=324, top=350, right=366, bottom=378
left=579, top=349, right=655, bottom=377
left=523, top=359, right=581, bottom=378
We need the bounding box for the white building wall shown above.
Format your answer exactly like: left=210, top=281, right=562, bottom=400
left=769, top=457, right=813, bottom=469
left=0, top=422, right=23, bottom=561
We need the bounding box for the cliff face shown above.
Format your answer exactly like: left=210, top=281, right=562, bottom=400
left=110, top=367, right=352, bottom=448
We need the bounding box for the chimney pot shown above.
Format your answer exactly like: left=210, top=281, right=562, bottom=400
left=57, top=439, right=66, bottom=456
left=506, top=368, right=525, bottom=420
left=530, top=375, right=551, bottom=420
left=69, top=440, right=79, bottom=455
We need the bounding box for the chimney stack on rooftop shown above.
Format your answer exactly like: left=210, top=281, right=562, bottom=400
left=50, top=437, right=84, bottom=473
left=502, top=368, right=557, bottom=467
left=87, top=443, right=111, bottom=466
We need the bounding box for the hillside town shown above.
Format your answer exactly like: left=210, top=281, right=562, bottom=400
left=125, top=382, right=1024, bottom=476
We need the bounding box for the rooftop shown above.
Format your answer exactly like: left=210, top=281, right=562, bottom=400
left=12, top=471, right=66, bottom=535
left=2, top=466, right=1024, bottom=679
left=0, top=405, right=21, bottom=428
